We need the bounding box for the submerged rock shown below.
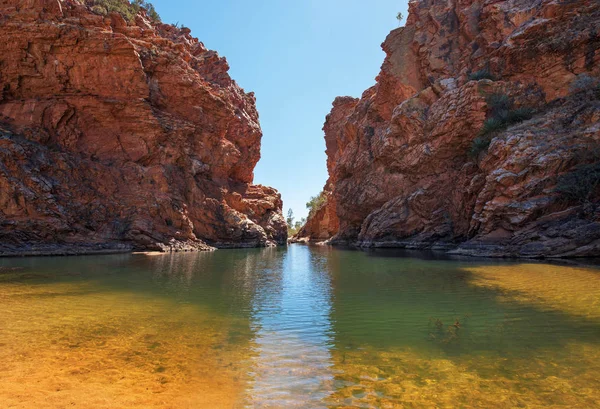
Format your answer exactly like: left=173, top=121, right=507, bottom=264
left=299, top=0, right=600, bottom=257
left=0, top=0, right=287, bottom=254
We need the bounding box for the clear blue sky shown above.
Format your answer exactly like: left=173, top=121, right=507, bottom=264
left=152, top=0, right=409, bottom=221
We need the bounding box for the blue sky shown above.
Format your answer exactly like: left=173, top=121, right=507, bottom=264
left=152, top=0, right=409, bottom=221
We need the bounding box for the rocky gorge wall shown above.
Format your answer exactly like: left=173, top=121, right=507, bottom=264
left=0, top=0, right=287, bottom=255
left=298, top=0, right=600, bottom=257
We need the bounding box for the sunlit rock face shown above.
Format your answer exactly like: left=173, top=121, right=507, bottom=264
left=0, top=0, right=287, bottom=254
left=293, top=187, right=339, bottom=243
left=301, top=0, right=600, bottom=257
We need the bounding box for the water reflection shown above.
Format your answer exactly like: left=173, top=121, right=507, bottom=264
left=245, top=245, right=335, bottom=408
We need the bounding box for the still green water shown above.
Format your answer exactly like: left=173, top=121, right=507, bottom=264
left=1, top=245, right=600, bottom=408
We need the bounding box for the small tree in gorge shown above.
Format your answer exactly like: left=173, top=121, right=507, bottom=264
left=286, top=209, right=306, bottom=236
left=295, top=218, right=306, bottom=232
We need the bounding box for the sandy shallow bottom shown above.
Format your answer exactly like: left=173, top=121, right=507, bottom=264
left=0, top=280, right=253, bottom=408
left=323, top=343, right=600, bottom=408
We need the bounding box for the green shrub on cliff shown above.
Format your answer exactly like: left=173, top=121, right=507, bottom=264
left=468, top=69, right=496, bottom=81
left=479, top=117, right=506, bottom=136
left=133, top=0, right=161, bottom=22
left=470, top=94, right=534, bottom=158
left=89, top=0, right=160, bottom=22
left=505, top=107, right=535, bottom=123
left=306, top=191, right=327, bottom=218
left=469, top=136, right=493, bottom=157
left=486, top=93, right=511, bottom=113
left=89, top=0, right=137, bottom=21
left=555, top=162, right=600, bottom=203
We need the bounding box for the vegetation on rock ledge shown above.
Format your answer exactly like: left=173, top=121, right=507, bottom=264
left=467, top=69, right=496, bottom=81
left=555, top=159, right=600, bottom=204
left=470, top=93, right=534, bottom=158
left=306, top=191, right=327, bottom=218
left=89, top=0, right=160, bottom=22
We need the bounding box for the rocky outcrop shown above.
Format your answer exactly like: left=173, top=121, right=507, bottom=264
left=301, top=0, right=600, bottom=257
left=0, top=0, right=287, bottom=255
left=292, top=187, right=338, bottom=243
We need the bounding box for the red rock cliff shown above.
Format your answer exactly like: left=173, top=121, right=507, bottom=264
left=301, top=0, right=600, bottom=257
left=0, top=0, right=287, bottom=255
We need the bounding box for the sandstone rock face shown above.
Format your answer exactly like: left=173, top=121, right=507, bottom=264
left=293, top=188, right=339, bottom=242
left=0, top=0, right=287, bottom=255
left=301, top=0, right=600, bottom=257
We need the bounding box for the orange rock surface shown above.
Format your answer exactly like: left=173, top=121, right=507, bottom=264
left=300, top=0, right=600, bottom=257
left=0, top=0, right=286, bottom=254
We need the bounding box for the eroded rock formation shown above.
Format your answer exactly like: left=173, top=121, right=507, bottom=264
left=0, top=0, right=287, bottom=255
left=299, top=0, right=600, bottom=257
left=292, top=186, right=339, bottom=243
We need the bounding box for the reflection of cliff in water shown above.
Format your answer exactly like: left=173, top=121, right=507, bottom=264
left=145, top=249, right=283, bottom=316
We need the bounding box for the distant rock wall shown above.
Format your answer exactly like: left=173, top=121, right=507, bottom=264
left=0, top=0, right=287, bottom=255
left=300, top=0, right=600, bottom=257
left=293, top=188, right=339, bottom=243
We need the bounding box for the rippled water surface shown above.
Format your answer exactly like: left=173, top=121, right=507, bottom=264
left=1, top=245, right=600, bottom=408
